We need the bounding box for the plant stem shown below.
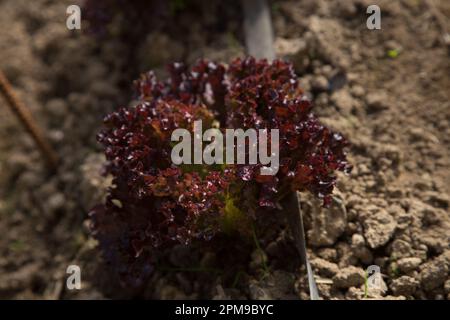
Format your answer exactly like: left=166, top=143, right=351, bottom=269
left=364, top=270, right=368, bottom=299
left=251, top=223, right=270, bottom=276
left=0, top=70, right=58, bottom=170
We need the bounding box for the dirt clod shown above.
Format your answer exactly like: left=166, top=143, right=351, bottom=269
left=390, top=276, right=419, bottom=296
left=332, top=266, right=365, bottom=289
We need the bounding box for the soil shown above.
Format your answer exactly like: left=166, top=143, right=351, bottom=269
left=0, top=0, right=449, bottom=300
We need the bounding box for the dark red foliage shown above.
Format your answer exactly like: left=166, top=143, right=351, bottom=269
left=90, top=57, right=351, bottom=285
left=225, top=58, right=351, bottom=209
left=91, top=93, right=229, bottom=284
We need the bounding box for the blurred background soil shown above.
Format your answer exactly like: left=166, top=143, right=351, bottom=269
left=0, top=0, right=449, bottom=299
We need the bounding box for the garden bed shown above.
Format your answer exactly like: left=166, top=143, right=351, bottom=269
left=0, top=0, right=449, bottom=299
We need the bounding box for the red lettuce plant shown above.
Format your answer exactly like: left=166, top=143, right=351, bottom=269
left=90, top=57, right=351, bottom=286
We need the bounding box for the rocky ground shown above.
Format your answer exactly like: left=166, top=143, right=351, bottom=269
left=0, top=0, right=449, bottom=299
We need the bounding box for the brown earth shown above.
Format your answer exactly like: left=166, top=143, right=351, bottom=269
left=0, top=0, right=448, bottom=299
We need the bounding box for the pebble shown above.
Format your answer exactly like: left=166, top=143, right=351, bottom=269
left=311, top=75, right=329, bottom=92
left=332, top=266, right=365, bottom=289
left=47, top=193, right=65, bottom=212
left=397, top=257, right=422, bottom=273
left=350, top=85, right=365, bottom=98
left=390, top=276, right=419, bottom=296
left=362, top=209, right=397, bottom=249
left=419, top=258, right=448, bottom=291
left=331, top=90, right=357, bottom=115
left=310, top=258, right=339, bottom=277
left=365, top=92, right=390, bottom=112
